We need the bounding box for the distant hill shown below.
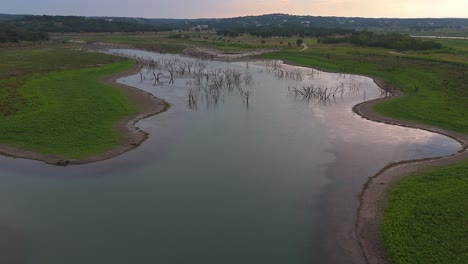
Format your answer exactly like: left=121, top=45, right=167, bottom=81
left=104, top=13, right=468, bottom=31
left=0, top=14, right=26, bottom=21
left=0, top=23, right=48, bottom=42
left=1, top=15, right=170, bottom=33
left=1, top=13, right=468, bottom=34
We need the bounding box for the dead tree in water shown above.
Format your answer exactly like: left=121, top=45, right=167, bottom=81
left=289, top=84, right=344, bottom=105
left=186, top=61, right=194, bottom=73
left=152, top=71, right=166, bottom=86
left=195, top=61, right=207, bottom=72
left=166, top=62, right=175, bottom=84
left=132, top=55, right=257, bottom=108
left=240, top=89, right=252, bottom=105
left=188, top=89, right=198, bottom=109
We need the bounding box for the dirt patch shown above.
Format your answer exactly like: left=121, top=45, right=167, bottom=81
left=183, top=46, right=277, bottom=60
left=0, top=63, right=169, bottom=166
left=90, top=42, right=134, bottom=49
left=353, top=84, right=468, bottom=264
left=387, top=51, right=404, bottom=56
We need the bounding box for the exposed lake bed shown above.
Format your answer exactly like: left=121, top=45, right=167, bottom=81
left=0, top=48, right=462, bottom=264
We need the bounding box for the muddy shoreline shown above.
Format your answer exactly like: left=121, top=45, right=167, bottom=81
left=353, top=84, right=468, bottom=264
left=0, top=63, right=169, bottom=166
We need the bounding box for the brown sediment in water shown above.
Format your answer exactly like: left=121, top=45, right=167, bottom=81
left=353, top=81, right=468, bottom=264
left=0, top=63, right=169, bottom=166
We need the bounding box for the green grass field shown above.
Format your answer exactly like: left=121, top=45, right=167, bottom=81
left=0, top=46, right=119, bottom=75
left=52, top=31, right=317, bottom=52
left=382, top=160, right=468, bottom=264
left=0, top=46, right=137, bottom=159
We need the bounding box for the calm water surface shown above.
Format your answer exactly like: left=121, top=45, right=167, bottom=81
left=0, top=49, right=461, bottom=264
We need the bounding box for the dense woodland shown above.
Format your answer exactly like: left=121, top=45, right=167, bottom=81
left=1, top=13, right=466, bottom=46
left=216, top=26, right=354, bottom=38
left=319, top=31, right=443, bottom=51
left=3, top=15, right=169, bottom=34
left=98, top=13, right=468, bottom=31
left=0, top=23, right=48, bottom=42
left=1, top=13, right=468, bottom=31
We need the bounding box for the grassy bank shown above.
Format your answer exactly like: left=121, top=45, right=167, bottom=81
left=51, top=32, right=318, bottom=53
left=257, top=41, right=468, bottom=263
left=0, top=45, right=119, bottom=75
left=381, top=160, right=468, bottom=263
left=0, top=45, right=138, bottom=159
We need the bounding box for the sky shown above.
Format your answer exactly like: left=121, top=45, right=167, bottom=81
left=2, top=0, right=468, bottom=19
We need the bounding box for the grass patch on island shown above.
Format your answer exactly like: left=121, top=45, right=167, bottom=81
left=0, top=46, right=138, bottom=159
left=0, top=45, right=118, bottom=76
left=381, top=160, right=468, bottom=264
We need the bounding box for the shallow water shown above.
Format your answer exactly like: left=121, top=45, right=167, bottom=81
left=0, top=49, right=461, bottom=264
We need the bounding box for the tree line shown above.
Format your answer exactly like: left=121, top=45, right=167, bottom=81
left=217, top=26, right=355, bottom=38
left=0, top=23, right=48, bottom=43
left=319, top=31, right=442, bottom=51
left=7, top=15, right=171, bottom=33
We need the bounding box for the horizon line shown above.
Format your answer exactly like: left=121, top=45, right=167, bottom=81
left=2, top=12, right=468, bottom=20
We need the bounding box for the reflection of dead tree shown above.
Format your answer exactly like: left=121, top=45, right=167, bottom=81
left=188, top=89, right=198, bottom=109
left=265, top=60, right=304, bottom=81
left=186, top=61, right=194, bottom=73
left=348, top=82, right=361, bottom=92
left=152, top=71, right=166, bottom=86
left=177, top=62, right=187, bottom=75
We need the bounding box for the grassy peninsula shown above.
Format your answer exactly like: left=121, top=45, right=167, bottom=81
left=0, top=46, right=138, bottom=159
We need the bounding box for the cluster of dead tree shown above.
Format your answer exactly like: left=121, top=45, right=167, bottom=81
left=125, top=55, right=256, bottom=109
left=288, top=84, right=347, bottom=104
left=264, top=60, right=304, bottom=81
left=133, top=56, right=210, bottom=86
left=186, top=68, right=255, bottom=109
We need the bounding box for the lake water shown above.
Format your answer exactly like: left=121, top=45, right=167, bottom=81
left=410, top=35, right=468, bottom=40
left=0, top=49, right=461, bottom=264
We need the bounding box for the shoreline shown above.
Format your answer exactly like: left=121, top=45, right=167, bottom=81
left=0, top=62, right=169, bottom=166
left=353, top=82, right=468, bottom=264
left=280, top=59, right=468, bottom=263
left=1, top=49, right=466, bottom=261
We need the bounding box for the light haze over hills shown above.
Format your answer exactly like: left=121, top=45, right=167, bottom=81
left=2, top=0, right=468, bottom=19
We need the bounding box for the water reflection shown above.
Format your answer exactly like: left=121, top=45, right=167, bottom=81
left=0, top=49, right=461, bottom=264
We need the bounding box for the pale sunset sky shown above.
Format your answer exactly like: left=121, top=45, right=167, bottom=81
left=3, top=0, right=468, bottom=18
